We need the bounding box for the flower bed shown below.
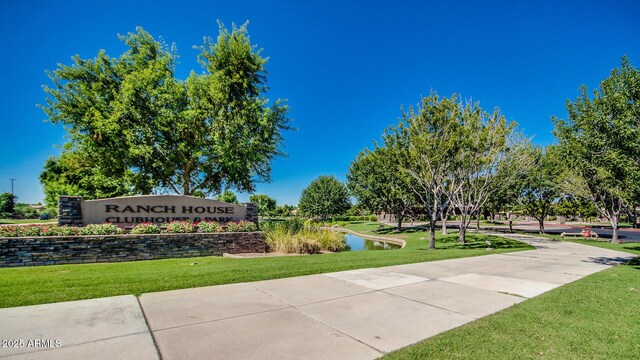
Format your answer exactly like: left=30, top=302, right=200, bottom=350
left=0, top=220, right=257, bottom=238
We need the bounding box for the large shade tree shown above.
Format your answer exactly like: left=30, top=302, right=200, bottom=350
left=389, top=93, right=530, bottom=245
left=40, top=22, right=289, bottom=207
left=443, top=101, right=531, bottom=243
left=298, top=176, right=350, bottom=221
left=347, top=146, right=421, bottom=231
left=385, top=94, right=461, bottom=249
left=517, top=146, right=562, bottom=234
left=553, top=57, right=640, bottom=243
left=249, top=194, right=277, bottom=217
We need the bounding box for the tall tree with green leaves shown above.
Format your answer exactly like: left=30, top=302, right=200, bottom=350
left=517, top=146, right=562, bottom=234
left=386, top=94, right=461, bottom=249
left=444, top=100, right=530, bottom=243
left=40, top=150, right=134, bottom=210
left=249, top=194, right=277, bottom=217
left=41, top=22, right=289, bottom=205
left=390, top=93, right=530, bottom=245
left=347, top=146, right=421, bottom=231
left=216, top=190, right=239, bottom=204
left=553, top=57, right=640, bottom=243
left=298, top=176, right=350, bottom=221
left=0, top=192, right=16, bottom=216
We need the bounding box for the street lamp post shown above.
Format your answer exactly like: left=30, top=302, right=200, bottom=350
left=9, top=179, right=16, bottom=196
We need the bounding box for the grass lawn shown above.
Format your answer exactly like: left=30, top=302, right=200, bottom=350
left=0, top=222, right=532, bottom=308
left=0, top=219, right=57, bottom=225
left=383, top=240, right=640, bottom=359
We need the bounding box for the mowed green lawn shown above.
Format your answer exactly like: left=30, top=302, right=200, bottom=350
left=0, top=222, right=531, bottom=308
left=0, top=219, right=56, bottom=225
left=383, top=239, right=640, bottom=360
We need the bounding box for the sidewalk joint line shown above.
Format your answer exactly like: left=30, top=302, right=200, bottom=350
left=137, top=296, right=163, bottom=360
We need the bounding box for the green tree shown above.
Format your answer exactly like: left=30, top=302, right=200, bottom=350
left=249, top=194, right=277, bottom=217
left=41, top=22, right=289, bottom=199
left=298, top=176, right=350, bottom=221
left=13, top=204, right=39, bottom=219
left=217, top=190, right=239, bottom=204
left=273, top=204, right=295, bottom=217
left=385, top=94, right=461, bottom=249
left=444, top=100, right=530, bottom=243
left=388, top=93, right=530, bottom=245
left=347, top=146, right=421, bottom=231
left=40, top=150, right=134, bottom=209
left=0, top=192, right=16, bottom=216
left=553, top=57, right=640, bottom=243
left=517, top=146, right=562, bottom=234
left=555, top=196, right=599, bottom=220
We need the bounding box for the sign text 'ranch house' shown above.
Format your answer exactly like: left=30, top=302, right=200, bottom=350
left=77, top=195, right=248, bottom=226
left=104, top=204, right=237, bottom=224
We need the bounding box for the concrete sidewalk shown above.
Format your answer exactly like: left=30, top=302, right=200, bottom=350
left=0, top=233, right=635, bottom=360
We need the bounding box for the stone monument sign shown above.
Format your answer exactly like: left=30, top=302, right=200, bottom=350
left=59, top=195, right=256, bottom=227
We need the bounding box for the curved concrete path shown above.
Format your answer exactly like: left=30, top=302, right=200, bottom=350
left=0, top=233, right=635, bottom=359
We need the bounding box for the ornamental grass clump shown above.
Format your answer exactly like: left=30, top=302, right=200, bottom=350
left=225, top=220, right=257, bottom=232
left=165, top=220, right=196, bottom=233
left=198, top=221, right=224, bottom=233
left=130, top=223, right=162, bottom=234
left=80, top=223, right=125, bottom=235
left=300, top=228, right=346, bottom=252
left=264, top=222, right=346, bottom=254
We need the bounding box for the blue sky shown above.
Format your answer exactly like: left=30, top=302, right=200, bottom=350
left=1, top=0, right=639, bottom=205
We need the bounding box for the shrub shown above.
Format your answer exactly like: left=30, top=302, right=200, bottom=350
left=0, top=224, right=119, bottom=237
left=296, top=228, right=346, bottom=252
left=38, top=225, right=59, bottom=236
left=81, top=223, right=124, bottom=235
left=264, top=223, right=346, bottom=254
left=0, top=225, right=28, bottom=237
left=164, top=220, right=196, bottom=233
left=226, top=220, right=257, bottom=232
left=260, top=218, right=305, bottom=233
left=51, top=226, right=82, bottom=236
left=131, top=223, right=162, bottom=234
left=198, top=221, right=224, bottom=233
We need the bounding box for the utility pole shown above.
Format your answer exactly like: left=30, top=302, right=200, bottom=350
left=9, top=179, right=16, bottom=195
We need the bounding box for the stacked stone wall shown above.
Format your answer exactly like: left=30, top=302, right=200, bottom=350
left=0, top=232, right=265, bottom=267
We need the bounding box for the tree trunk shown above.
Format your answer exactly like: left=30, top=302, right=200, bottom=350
left=538, top=218, right=545, bottom=234
left=441, top=212, right=448, bottom=235
left=610, top=215, right=620, bottom=244
left=428, top=218, right=436, bottom=250
left=629, top=207, right=638, bottom=229
left=458, top=213, right=467, bottom=244
left=396, top=215, right=403, bottom=232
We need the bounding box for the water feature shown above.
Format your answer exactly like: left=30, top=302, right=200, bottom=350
left=344, top=233, right=401, bottom=251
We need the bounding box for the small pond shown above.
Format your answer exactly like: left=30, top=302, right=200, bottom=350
left=344, top=233, right=401, bottom=251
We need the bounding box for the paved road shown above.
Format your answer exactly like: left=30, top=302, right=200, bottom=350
left=0, top=233, right=635, bottom=360
left=488, top=222, right=640, bottom=242
left=381, top=220, right=640, bottom=242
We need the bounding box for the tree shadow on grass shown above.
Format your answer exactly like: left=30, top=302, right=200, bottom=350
left=436, top=235, right=529, bottom=250
left=627, top=257, right=640, bottom=269
left=585, top=256, right=638, bottom=266
left=372, top=226, right=426, bottom=235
